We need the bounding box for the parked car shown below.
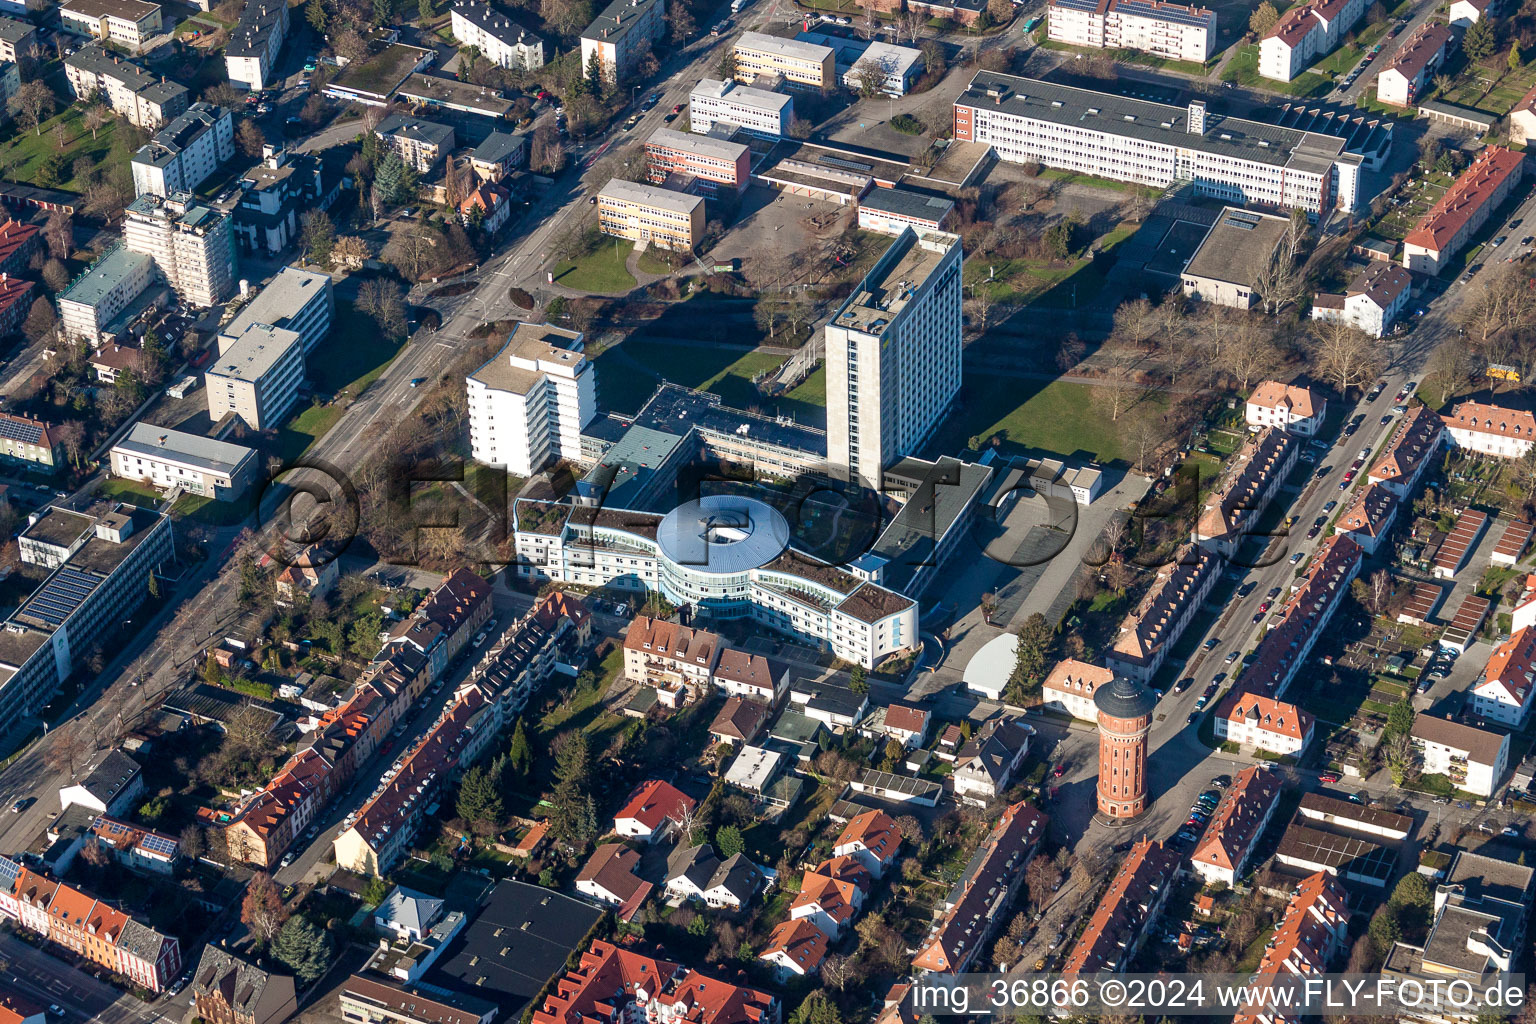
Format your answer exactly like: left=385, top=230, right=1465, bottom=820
left=1319, top=773, right=1340, bottom=783
left=11, top=797, right=32, bottom=813
left=1175, top=677, right=1194, bottom=693
left=1289, top=551, right=1306, bottom=565
left=1224, top=650, right=1239, bottom=664
left=1203, top=637, right=1220, bottom=651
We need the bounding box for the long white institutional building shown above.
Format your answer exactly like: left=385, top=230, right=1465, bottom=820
left=954, top=72, right=1362, bottom=216
left=513, top=494, right=916, bottom=669
left=826, top=227, right=963, bottom=490
left=1047, top=0, right=1218, bottom=62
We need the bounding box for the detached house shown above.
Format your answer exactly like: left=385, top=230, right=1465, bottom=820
left=759, top=917, right=829, bottom=979
left=190, top=945, right=297, bottom=1024
left=1214, top=692, right=1314, bottom=756
left=832, top=810, right=902, bottom=878
left=1246, top=381, right=1326, bottom=436
left=663, top=845, right=763, bottom=909
left=1310, top=261, right=1412, bottom=338
left=952, top=716, right=1035, bottom=806
left=1042, top=659, right=1115, bottom=721
left=574, top=843, right=650, bottom=916
left=789, top=855, right=870, bottom=938
left=275, top=544, right=339, bottom=604
left=612, top=779, right=696, bottom=843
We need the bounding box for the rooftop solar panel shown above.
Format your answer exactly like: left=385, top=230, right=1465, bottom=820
left=26, top=567, right=102, bottom=626
left=0, top=416, right=44, bottom=446
left=140, top=833, right=177, bottom=856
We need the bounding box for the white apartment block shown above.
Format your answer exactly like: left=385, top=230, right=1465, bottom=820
left=688, top=78, right=793, bottom=137
left=374, top=113, right=456, bottom=173
left=733, top=32, right=835, bottom=89
left=1310, top=260, right=1411, bottom=338
left=467, top=323, right=596, bottom=476
left=1214, top=694, right=1314, bottom=756
left=122, top=192, right=236, bottom=307
left=1471, top=628, right=1536, bottom=728
left=1047, top=0, right=1217, bottom=62
left=219, top=267, right=333, bottom=356
left=1375, top=24, right=1453, bottom=107
left=1403, top=147, right=1525, bottom=274
left=0, top=18, right=39, bottom=64
left=132, top=103, right=235, bottom=199
left=110, top=422, right=257, bottom=501
left=225, top=0, right=288, bottom=90
left=579, top=0, right=665, bottom=84
left=57, top=246, right=154, bottom=343
left=1409, top=717, right=1509, bottom=797
left=512, top=496, right=917, bottom=669
left=205, top=322, right=305, bottom=431
left=955, top=73, right=1361, bottom=216
left=1246, top=381, right=1326, bottom=436
left=65, top=44, right=189, bottom=129
left=1444, top=401, right=1536, bottom=459
left=826, top=227, right=962, bottom=489
left=1259, top=0, right=1366, bottom=83
left=450, top=0, right=545, bottom=68
left=60, top=0, right=163, bottom=52
left=1449, top=0, right=1494, bottom=26
left=1041, top=658, right=1114, bottom=721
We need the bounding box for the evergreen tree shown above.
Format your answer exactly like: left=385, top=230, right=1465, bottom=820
left=349, top=610, right=384, bottom=659
left=373, top=0, right=393, bottom=26
left=548, top=732, right=596, bottom=847
left=456, top=763, right=505, bottom=830
left=418, top=0, right=434, bottom=20
left=791, top=992, right=845, bottom=1024
left=306, top=0, right=327, bottom=33
left=374, top=152, right=408, bottom=204
left=508, top=719, right=533, bottom=777
left=271, top=916, right=332, bottom=986
left=586, top=50, right=606, bottom=95
left=1465, top=17, right=1495, bottom=63
left=716, top=825, right=745, bottom=859
left=849, top=664, right=868, bottom=694
left=1510, top=41, right=1524, bottom=73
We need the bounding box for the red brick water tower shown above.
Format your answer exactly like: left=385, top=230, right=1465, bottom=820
left=1094, top=676, right=1156, bottom=819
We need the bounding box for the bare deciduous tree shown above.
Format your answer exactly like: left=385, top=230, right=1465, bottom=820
left=1312, top=317, right=1381, bottom=395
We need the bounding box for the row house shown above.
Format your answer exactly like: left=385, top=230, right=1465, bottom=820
left=381, top=568, right=494, bottom=684
left=532, top=941, right=779, bottom=1024
left=1259, top=0, right=1366, bottom=83
left=913, top=802, right=1046, bottom=973
left=1190, top=766, right=1283, bottom=886
left=1193, top=428, right=1298, bottom=558
left=0, top=859, right=180, bottom=991
left=1106, top=545, right=1218, bottom=681
left=1231, top=872, right=1350, bottom=1024
left=1061, top=838, right=1181, bottom=973
left=1335, top=483, right=1400, bottom=555
left=1368, top=405, right=1444, bottom=498
left=1403, top=147, right=1524, bottom=274
left=1239, top=534, right=1362, bottom=700
left=622, top=615, right=722, bottom=705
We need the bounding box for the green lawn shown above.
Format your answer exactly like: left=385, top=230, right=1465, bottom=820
left=1038, top=167, right=1138, bottom=193
left=593, top=341, right=788, bottom=416
left=938, top=378, right=1136, bottom=465
left=1440, top=57, right=1536, bottom=116
left=1034, top=28, right=1211, bottom=76
left=98, top=477, right=166, bottom=506
left=1220, top=44, right=1333, bottom=96
left=552, top=240, right=637, bottom=293
left=308, top=300, right=410, bottom=398
left=0, top=104, right=129, bottom=192
left=636, top=249, right=680, bottom=275
left=274, top=402, right=344, bottom=464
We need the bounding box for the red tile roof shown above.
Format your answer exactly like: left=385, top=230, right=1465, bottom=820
left=1218, top=692, right=1314, bottom=741
left=1191, top=765, right=1281, bottom=874
left=624, top=616, right=721, bottom=665
left=1481, top=627, right=1536, bottom=706
left=760, top=918, right=829, bottom=973
left=1445, top=400, right=1536, bottom=443
left=532, top=941, right=777, bottom=1024
left=1063, top=838, right=1181, bottom=974
left=1405, top=147, right=1524, bottom=253
left=0, top=220, right=39, bottom=269
left=1249, top=380, right=1320, bottom=419
left=1383, top=23, right=1453, bottom=81
left=834, top=809, right=902, bottom=866
left=613, top=779, right=696, bottom=833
